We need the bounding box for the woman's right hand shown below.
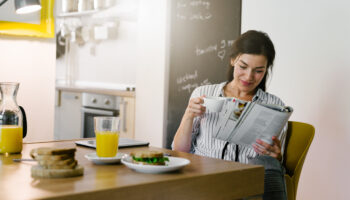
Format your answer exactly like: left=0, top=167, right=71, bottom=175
left=173, top=95, right=205, bottom=152
left=184, top=95, right=206, bottom=119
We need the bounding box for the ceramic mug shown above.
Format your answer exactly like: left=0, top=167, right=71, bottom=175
left=202, top=97, right=226, bottom=112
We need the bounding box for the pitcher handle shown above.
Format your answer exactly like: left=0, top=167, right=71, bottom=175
left=19, top=106, right=27, bottom=138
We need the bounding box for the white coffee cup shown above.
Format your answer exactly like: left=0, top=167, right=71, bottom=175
left=202, top=97, right=226, bottom=112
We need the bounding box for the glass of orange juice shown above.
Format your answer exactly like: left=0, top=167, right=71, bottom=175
left=94, top=117, right=120, bottom=157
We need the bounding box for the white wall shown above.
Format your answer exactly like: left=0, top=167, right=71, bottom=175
left=0, top=37, right=56, bottom=142
left=242, top=1, right=350, bottom=199
left=134, top=0, right=169, bottom=147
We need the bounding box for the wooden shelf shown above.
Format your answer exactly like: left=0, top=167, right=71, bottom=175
left=57, top=10, right=99, bottom=18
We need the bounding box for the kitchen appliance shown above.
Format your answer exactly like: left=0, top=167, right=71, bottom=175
left=0, top=0, right=41, bottom=14
left=81, top=93, right=120, bottom=138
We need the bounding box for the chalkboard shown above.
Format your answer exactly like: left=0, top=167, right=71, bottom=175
left=165, top=0, right=242, bottom=148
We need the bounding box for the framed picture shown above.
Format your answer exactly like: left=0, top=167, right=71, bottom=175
left=0, top=0, right=54, bottom=38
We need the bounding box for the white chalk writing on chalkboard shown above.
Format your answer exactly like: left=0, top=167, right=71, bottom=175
left=177, top=0, right=210, bottom=9
left=177, top=70, right=198, bottom=84
left=195, top=44, right=217, bottom=56
left=217, top=50, right=225, bottom=60
left=177, top=2, right=187, bottom=8
left=177, top=12, right=212, bottom=21
left=176, top=0, right=212, bottom=21
left=189, top=0, right=210, bottom=9
left=179, top=78, right=212, bottom=93
left=195, top=39, right=235, bottom=61
left=176, top=13, right=187, bottom=20
left=227, top=40, right=234, bottom=47
left=189, top=12, right=212, bottom=20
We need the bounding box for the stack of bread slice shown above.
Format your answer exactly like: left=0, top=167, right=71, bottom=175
left=30, top=147, right=84, bottom=178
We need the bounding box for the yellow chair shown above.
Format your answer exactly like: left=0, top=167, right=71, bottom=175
left=284, top=121, right=315, bottom=200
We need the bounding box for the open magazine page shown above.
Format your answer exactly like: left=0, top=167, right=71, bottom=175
left=229, top=103, right=292, bottom=147
left=213, top=99, right=247, bottom=141
left=213, top=101, right=237, bottom=140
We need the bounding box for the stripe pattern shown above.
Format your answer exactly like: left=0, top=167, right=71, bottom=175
left=189, top=82, right=288, bottom=164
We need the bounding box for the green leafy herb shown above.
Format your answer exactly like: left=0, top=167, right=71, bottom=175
left=132, top=156, right=169, bottom=164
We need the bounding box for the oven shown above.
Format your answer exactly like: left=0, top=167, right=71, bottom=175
left=81, top=93, right=121, bottom=138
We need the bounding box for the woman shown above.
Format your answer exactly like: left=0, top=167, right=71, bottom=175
left=173, top=30, right=287, bottom=200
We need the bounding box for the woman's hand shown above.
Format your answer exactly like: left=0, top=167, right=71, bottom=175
left=184, top=95, right=206, bottom=120
left=252, top=136, right=282, bottom=161
left=173, top=95, right=206, bottom=152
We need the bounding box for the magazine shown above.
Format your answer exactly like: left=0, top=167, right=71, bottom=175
left=213, top=99, right=293, bottom=147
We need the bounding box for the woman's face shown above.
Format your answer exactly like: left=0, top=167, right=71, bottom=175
left=231, top=54, right=268, bottom=94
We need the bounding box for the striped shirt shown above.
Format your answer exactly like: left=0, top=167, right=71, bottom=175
left=189, top=82, right=288, bottom=164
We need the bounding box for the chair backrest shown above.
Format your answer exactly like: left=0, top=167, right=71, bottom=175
left=283, top=121, right=315, bottom=199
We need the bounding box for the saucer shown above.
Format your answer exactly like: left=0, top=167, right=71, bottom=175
left=85, top=152, right=126, bottom=164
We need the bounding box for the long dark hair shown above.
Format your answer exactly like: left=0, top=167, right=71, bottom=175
left=227, top=30, right=275, bottom=91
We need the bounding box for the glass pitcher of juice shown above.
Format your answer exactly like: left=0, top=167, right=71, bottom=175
left=0, top=82, right=27, bottom=154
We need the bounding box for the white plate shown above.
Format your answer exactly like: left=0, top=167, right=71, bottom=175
left=85, top=152, right=126, bottom=164
left=121, top=155, right=190, bottom=174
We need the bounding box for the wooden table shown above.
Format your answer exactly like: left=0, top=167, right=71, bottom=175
left=0, top=140, right=264, bottom=200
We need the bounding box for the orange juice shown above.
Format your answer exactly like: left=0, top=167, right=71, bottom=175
left=96, top=131, right=119, bottom=157
left=0, top=125, right=23, bottom=154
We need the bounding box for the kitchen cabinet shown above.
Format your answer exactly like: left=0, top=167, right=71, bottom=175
left=54, top=91, right=82, bottom=140
left=119, top=97, right=135, bottom=139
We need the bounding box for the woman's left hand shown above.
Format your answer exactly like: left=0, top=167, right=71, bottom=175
left=252, top=136, right=282, bottom=161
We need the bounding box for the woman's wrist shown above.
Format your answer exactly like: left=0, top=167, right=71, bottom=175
left=183, top=109, right=195, bottom=121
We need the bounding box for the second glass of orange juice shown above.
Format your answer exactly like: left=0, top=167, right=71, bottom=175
left=94, top=117, right=120, bottom=157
